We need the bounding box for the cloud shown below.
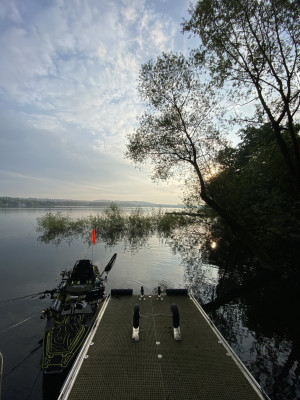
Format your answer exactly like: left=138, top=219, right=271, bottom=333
left=0, top=1, right=22, bottom=24
left=1, top=1, right=167, bottom=133
left=0, top=0, right=188, bottom=203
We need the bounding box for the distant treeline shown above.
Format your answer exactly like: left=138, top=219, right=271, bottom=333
left=0, top=196, right=180, bottom=209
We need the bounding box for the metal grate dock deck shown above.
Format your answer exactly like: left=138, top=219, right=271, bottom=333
left=59, top=293, right=267, bottom=399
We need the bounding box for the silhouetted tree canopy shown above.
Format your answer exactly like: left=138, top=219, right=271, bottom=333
left=183, top=0, right=300, bottom=195
left=126, top=52, right=275, bottom=269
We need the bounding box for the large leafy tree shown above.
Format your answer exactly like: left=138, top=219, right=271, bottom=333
left=126, top=52, right=273, bottom=268
left=207, top=124, right=299, bottom=263
left=183, top=0, right=300, bottom=195
left=127, top=53, right=223, bottom=187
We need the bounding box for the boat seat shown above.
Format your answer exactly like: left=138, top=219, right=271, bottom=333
left=70, top=260, right=94, bottom=284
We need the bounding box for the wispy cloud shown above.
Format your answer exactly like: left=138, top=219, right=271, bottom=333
left=0, top=0, right=191, bottom=203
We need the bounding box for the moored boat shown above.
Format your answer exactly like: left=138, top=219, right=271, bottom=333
left=42, top=254, right=116, bottom=374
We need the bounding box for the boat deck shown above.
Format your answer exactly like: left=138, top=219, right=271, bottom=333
left=59, top=292, right=267, bottom=399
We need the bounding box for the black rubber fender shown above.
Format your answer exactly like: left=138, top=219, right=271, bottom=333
left=133, top=304, right=140, bottom=328
left=111, top=289, right=133, bottom=296
left=171, top=304, right=180, bottom=328
left=166, top=288, right=188, bottom=296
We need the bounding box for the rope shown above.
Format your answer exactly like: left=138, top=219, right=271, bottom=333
left=2, top=343, right=42, bottom=378
left=25, top=366, right=43, bottom=400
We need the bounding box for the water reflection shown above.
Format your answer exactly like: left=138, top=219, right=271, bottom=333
left=162, top=227, right=300, bottom=399
left=1, top=209, right=299, bottom=399
left=36, top=206, right=190, bottom=251
left=37, top=218, right=300, bottom=399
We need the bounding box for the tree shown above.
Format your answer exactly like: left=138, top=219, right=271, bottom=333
left=126, top=52, right=274, bottom=269
left=183, top=0, right=300, bottom=195
left=207, top=123, right=300, bottom=265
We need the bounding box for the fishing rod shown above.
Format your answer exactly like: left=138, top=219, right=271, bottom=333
left=0, top=252, right=116, bottom=305
left=0, top=289, right=57, bottom=305
left=0, top=292, right=44, bottom=304
left=0, top=312, right=42, bottom=335
left=0, top=253, right=116, bottom=304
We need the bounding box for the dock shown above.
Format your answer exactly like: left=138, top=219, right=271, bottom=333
left=58, top=290, right=268, bottom=399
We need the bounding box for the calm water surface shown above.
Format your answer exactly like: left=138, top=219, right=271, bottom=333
left=0, top=208, right=299, bottom=399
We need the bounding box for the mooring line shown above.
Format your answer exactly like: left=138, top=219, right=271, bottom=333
left=2, top=343, right=42, bottom=378
left=25, top=365, right=43, bottom=400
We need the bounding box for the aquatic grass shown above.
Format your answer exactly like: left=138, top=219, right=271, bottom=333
left=36, top=203, right=191, bottom=246
left=156, top=210, right=191, bottom=235
left=36, top=212, right=72, bottom=235
left=128, top=207, right=153, bottom=234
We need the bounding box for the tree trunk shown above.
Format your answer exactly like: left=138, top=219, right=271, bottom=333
left=253, top=80, right=300, bottom=197
left=271, top=121, right=300, bottom=198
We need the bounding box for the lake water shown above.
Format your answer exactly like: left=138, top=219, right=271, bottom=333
left=0, top=208, right=299, bottom=399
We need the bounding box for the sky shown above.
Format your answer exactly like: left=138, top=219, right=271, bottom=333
left=0, top=0, right=195, bottom=205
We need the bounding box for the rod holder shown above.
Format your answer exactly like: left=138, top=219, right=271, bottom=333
left=171, top=304, right=181, bottom=341
left=157, top=286, right=162, bottom=300
left=132, top=304, right=140, bottom=342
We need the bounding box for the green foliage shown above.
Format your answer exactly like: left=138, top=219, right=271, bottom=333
left=156, top=211, right=191, bottom=233
left=183, top=0, right=300, bottom=192
left=36, top=212, right=74, bottom=236
left=126, top=51, right=285, bottom=267
left=127, top=208, right=152, bottom=234
left=204, top=124, right=300, bottom=265
left=183, top=0, right=300, bottom=99
left=100, top=203, right=126, bottom=233
left=126, top=52, right=225, bottom=182
left=36, top=203, right=193, bottom=247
